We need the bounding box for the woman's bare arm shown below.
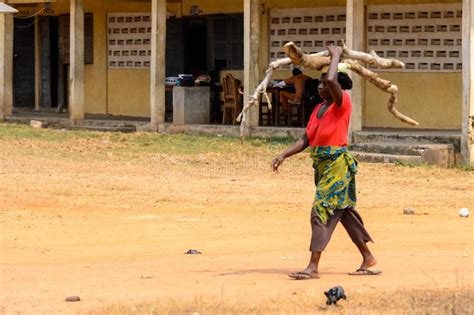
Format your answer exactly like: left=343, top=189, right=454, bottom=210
left=272, top=134, right=310, bottom=171
left=325, top=45, right=344, bottom=107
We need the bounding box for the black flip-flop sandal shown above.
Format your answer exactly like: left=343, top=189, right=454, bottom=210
left=348, top=268, right=382, bottom=276
left=289, top=272, right=320, bottom=280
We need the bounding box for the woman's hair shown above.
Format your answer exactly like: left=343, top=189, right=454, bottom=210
left=337, top=72, right=352, bottom=90
left=292, top=68, right=302, bottom=76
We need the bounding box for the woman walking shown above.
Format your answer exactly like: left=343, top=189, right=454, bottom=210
left=272, top=45, right=380, bottom=280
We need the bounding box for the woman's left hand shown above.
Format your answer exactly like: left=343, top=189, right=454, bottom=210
left=272, top=155, right=285, bottom=172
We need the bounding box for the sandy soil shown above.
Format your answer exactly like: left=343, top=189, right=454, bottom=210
left=0, top=134, right=473, bottom=314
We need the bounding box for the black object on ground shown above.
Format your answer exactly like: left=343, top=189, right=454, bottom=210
left=185, top=249, right=202, bottom=255
left=324, top=286, right=346, bottom=305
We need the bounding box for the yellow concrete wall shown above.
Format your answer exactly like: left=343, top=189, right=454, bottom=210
left=265, top=0, right=345, bottom=8
left=365, top=72, right=462, bottom=129
left=363, top=0, right=462, bottom=129
left=168, top=0, right=242, bottom=17
left=49, top=1, right=151, bottom=116
left=262, top=0, right=463, bottom=129
left=34, top=0, right=462, bottom=127
left=366, top=0, right=459, bottom=4
left=88, top=1, right=151, bottom=116
left=108, top=70, right=150, bottom=116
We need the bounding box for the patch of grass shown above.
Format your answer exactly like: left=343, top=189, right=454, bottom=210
left=394, top=159, right=416, bottom=168
left=0, top=123, right=295, bottom=157
left=120, top=133, right=245, bottom=155
left=394, top=159, right=431, bottom=169
left=248, top=135, right=297, bottom=146
left=451, top=164, right=473, bottom=172
left=0, top=123, right=102, bottom=142
left=89, top=287, right=473, bottom=315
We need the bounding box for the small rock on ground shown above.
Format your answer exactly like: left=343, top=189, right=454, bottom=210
left=185, top=249, right=202, bottom=255
left=65, top=296, right=80, bottom=302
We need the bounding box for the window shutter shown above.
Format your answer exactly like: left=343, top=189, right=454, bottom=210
left=210, top=16, right=228, bottom=70
left=166, top=19, right=184, bottom=76
left=227, top=15, right=243, bottom=69
left=84, top=14, right=93, bottom=65
left=209, top=14, right=243, bottom=70
left=59, top=13, right=94, bottom=65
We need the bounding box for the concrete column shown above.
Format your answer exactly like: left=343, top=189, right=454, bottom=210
left=259, top=4, right=269, bottom=77
left=150, top=0, right=166, bottom=132
left=0, top=13, right=13, bottom=121
left=462, top=0, right=474, bottom=166
left=243, top=0, right=260, bottom=129
left=69, top=0, right=85, bottom=122
left=346, top=0, right=365, bottom=141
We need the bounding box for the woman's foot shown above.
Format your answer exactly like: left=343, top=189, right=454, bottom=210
left=360, top=255, right=377, bottom=270
left=349, top=255, right=381, bottom=275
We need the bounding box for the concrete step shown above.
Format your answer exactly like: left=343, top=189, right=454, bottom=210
left=350, top=142, right=455, bottom=167
left=6, top=116, right=142, bottom=133
left=73, top=125, right=137, bottom=133
left=75, top=119, right=141, bottom=128
left=351, top=151, right=423, bottom=165
left=353, top=130, right=461, bottom=152
left=350, top=141, right=454, bottom=156
left=6, top=116, right=69, bottom=128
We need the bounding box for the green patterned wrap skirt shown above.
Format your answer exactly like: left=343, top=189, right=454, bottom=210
left=310, top=146, right=358, bottom=224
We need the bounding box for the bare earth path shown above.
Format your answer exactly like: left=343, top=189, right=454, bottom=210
left=0, top=126, right=472, bottom=314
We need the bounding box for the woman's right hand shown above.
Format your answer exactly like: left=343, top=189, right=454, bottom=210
left=272, top=155, right=285, bottom=172
left=326, top=44, right=342, bottom=57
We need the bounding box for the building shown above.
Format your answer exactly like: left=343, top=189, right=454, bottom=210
left=0, top=0, right=472, bottom=166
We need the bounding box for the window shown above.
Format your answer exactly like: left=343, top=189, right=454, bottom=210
left=60, top=13, right=94, bottom=65
left=208, top=14, right=243, bottom=70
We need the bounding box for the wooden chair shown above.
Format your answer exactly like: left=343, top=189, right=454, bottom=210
left=222, top=74, right=241, bottom=125
left=287, top=100, right=303, bottom=127
left=259, top=92, right=273, bottom=126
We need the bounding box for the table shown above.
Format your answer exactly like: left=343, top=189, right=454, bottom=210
left=264, top=85, right=314, bottom=127
left=166, top=84, right=224, bottom=124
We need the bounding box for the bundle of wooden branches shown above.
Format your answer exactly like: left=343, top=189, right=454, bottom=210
left=237, top=41, right=419, bottom=138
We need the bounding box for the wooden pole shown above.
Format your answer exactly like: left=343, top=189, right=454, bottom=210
left=346, top=0, right=365, bottom=141
left=243, top=0, right=260, bottom=133
left=69, top=0, right=85, bottom=122
left=462, top=0, right=474, bottom=166
left=150, top=0, right=166, bottom=132
left=0, top=13, right=13, bottom=121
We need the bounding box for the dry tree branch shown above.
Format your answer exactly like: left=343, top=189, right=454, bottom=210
left=236, top=58, right=292, bottom=137
left=282, top=41, right=406, bottom=70
left=344, top=59, right=419, bottom=126
left=238, top=41, right=418, bottom=138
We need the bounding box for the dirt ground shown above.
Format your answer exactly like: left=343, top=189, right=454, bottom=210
left=0, top=126, right=473, bottom=314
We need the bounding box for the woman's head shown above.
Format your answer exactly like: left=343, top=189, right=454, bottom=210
left=292, top=68, right=302, bottom=76
left=318, top=72, right=353, bottom=99
left=336, top=72, right=352, bottom=90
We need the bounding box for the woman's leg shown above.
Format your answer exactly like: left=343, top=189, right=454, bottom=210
left=340, top=208, right=377, bottom=270
left=290, top=210, right=343, bottom=279
left=353, top=240, right=377, bottom=270
left=298, top=251, right=322, bottom=275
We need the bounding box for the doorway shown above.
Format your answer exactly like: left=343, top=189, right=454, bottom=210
left=39, top=16, right=60, bottom=108
left=183, top=18, right=207, bottom=76
left=13, top=16, right=61, bottom=109
left=13, top=17, right=35, bottom=107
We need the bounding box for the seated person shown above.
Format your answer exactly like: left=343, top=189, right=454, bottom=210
left=279, top=68, right=311, bottom=114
